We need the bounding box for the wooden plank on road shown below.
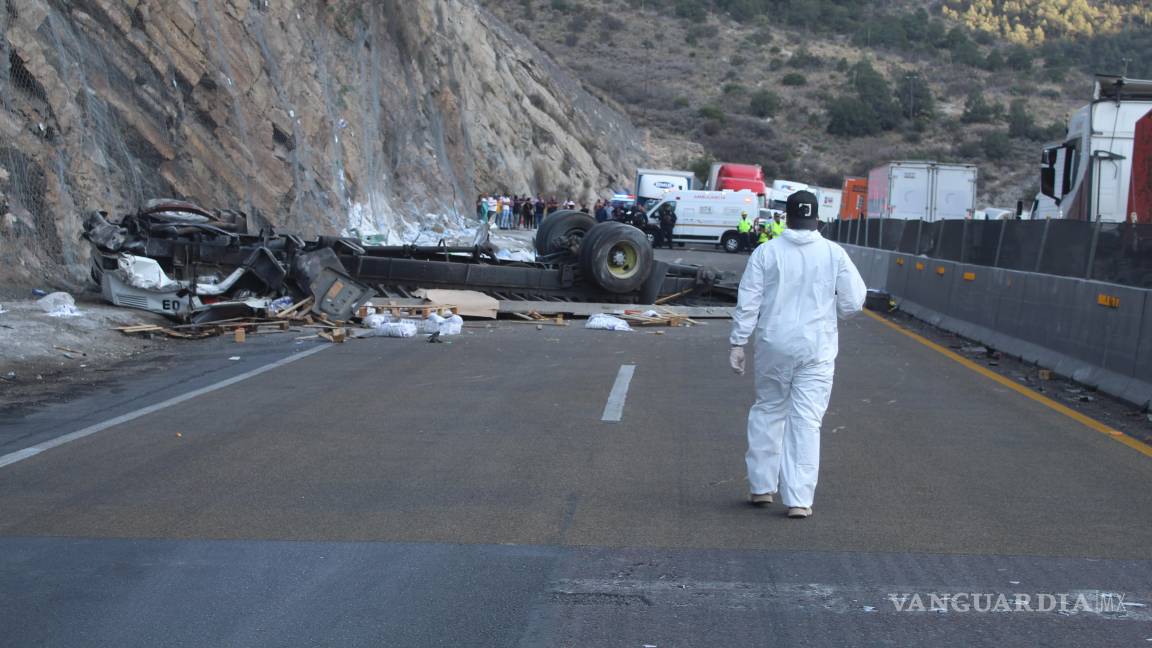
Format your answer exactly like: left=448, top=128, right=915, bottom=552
left=497, top=301, right=733, bottom=318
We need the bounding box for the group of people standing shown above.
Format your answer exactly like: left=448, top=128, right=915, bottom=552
left=475, top=194, right=581, bottom=230
left=737, top=211, right=787, bottom=252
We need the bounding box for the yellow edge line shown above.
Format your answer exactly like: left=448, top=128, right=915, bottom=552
left=862, top=310, right=1152, bottom=459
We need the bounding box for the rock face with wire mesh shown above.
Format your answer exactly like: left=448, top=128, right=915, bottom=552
left=0, top=0, right=645, bottom=290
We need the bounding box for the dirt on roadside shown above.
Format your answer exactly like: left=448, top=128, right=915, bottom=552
left=0, top=293, right=179, bottom=412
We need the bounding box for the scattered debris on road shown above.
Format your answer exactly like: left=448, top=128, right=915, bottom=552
left=37, top=292, right=83, bottom=318
left=81, top=200, right=733, bottom=329
left=618, top=309, right=700, bottom=327
left=585, top=314, right=632, bottom=331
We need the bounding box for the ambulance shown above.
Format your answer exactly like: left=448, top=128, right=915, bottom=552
left=643, top=190, right=761, bottom=252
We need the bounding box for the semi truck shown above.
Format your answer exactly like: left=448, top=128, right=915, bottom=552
left=813, top=187, right=843, bottom=222
left=766, top=179, right=808, bottom=212
left=706, top=163, right=767, bottom=196
left=1034, top=75, right=1152, bottom=223
left=866, top=161, right=978, bottom=220
left=635, top=169, right=695, bottom=211
left=839, top=177, right=868, bottom=220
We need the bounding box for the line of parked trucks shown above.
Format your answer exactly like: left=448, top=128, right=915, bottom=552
left=631, top=161, right=982, bottom=253
left=628, top=74, right=1150, bottom=253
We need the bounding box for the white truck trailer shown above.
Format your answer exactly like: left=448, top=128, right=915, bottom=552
left=866, top=161, right=978, bottom=220
left=813, top=186, right=843, bottom=222
left=634, top=169, right=695, bottom=211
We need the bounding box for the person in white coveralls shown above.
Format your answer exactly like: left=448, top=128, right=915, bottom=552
left=728, top=190, right=867, bottom=519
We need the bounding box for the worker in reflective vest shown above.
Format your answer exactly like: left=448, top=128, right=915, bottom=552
left=770, top=213, right=786, bottom=239
left=737, top=211, right=753, bottom=251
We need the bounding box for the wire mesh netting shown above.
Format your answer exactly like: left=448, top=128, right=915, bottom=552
left=1, top=1, right=649, bottom=293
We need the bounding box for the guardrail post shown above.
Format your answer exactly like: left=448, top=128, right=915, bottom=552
left=878, top=217, right=885, bottom=250
left=993, top=218, right=1007, bottom=268
left=864, top=216, right=870, bottom=248
left=1034, top=217, right=1052, bottom=273
left=1085, top=216, right=1102, bottom=279
left=935, top=219, right=946, bottom=259
left=960, top=219, right=970, bottom=264
left=915, top=219, right=924, bottom=255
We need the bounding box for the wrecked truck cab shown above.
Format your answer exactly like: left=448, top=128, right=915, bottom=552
left=83, top=202, right=374, bottom=323
left=92, top=250, right=271, bottom=319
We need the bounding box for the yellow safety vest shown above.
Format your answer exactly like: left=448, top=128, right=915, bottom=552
left=770, top=221, right=786, bottom=237
left=737, top=219, right=752, bottom=233
left=758, top=231, right=770, bottom=244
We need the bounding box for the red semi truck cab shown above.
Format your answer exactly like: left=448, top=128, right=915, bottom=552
left=709, top=163, right=767, bottom=199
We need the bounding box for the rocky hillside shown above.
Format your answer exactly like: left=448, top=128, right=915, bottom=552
left=484, top=0, right=1150, bottom=209
left=0, top=0, right=644, bottom=290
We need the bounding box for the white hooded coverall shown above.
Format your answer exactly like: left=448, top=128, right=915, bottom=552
left=730, top=228, right=866, bottom=508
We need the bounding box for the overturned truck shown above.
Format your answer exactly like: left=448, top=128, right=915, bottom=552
left=82, top=201, right=730, bottom=322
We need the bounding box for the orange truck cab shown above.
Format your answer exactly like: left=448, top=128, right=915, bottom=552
left=839, top=177, right=867, bottom=220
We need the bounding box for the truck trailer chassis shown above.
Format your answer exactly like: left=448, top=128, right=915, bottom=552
left=83, top=201, right=731, bottom=323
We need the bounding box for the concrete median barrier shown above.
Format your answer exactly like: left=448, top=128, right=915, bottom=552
left=843, top=243, right=1152, bottom=408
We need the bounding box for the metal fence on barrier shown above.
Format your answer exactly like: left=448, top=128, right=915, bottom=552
left=823, top=219, right=1152, bottom=288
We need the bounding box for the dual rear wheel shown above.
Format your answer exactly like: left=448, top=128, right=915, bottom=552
left=534, top=214, right=655, bottom=294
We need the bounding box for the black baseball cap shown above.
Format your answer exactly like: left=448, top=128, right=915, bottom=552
left=786, top=190, right=819, bottom=220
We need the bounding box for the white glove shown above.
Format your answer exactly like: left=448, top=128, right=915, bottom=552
left=729, top=346, right=745, bottom=375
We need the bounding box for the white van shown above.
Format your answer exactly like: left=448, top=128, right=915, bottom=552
left=645, top=190, right=760, bottom=252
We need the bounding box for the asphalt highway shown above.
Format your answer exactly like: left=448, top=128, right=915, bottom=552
left=2, top=248, right=1151, bottom=647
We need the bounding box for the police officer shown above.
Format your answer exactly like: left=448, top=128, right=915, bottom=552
left=630, top=204, right=648, bottom=230
left=658, top=203, right=677, bottom=249
left=737, top=211, right=753, bottom=251
left=770, top=213, right=786, bottom=239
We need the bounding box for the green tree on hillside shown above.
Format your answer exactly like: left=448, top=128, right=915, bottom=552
left=896, top=73, right=934, bottom=121
left=850, top=60, right=901, bottom=130
left=824, top=60, right=905, bottom=136
left=1007, top=99, right=1040, bottom=140
left=826, top=97, right=883, bottom=136
left=960, top=90, right=998, bottom=123
left=748, top=89, right=781, bottom=118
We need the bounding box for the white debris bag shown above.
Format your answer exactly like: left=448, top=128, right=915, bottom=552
left=399, top=317, right=433, bottom=334
left=37, top=292, right=82, bottom=318
left=421, top=313, right=446, bottom=334
left=439, top=314, right=463, bottom=336
left=360, top=312, right=414, bottom=337
left=585, top=313, right=632, bottom=331
left=267, top=296, right=295, bottom=316
left=363, top=312, right=395, bottom=328
left=371, top=321, right=418, bottom=338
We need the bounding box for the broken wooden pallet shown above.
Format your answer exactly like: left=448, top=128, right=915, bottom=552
left=618, top=309, right=699, bottom=327
left=362, top=302, right=459, bottom=319
left=116, top=318, right=296, bottom=340
left=497, top=301, right=733, bottom=319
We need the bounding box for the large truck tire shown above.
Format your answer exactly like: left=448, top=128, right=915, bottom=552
left=534, top=210, right=595, bottom=257
left=579, top=222, right=654, bottom=294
